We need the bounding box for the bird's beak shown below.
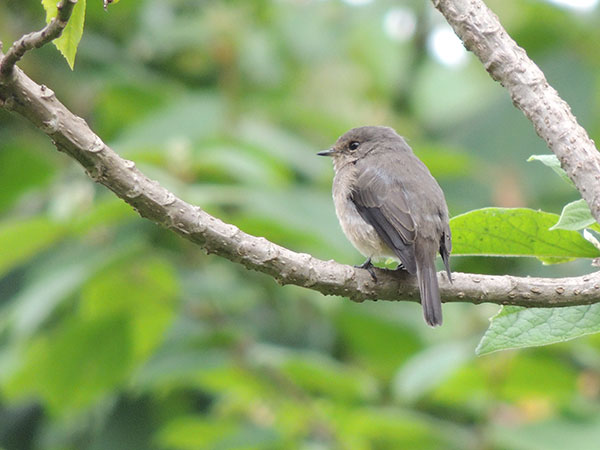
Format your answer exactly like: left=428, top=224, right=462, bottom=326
left=317, top=148, right=335, bottom=157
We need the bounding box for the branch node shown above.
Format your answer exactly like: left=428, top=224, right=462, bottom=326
left=123, top=159, right=136, bottom=170
left=125, top=178, right=143, bottom=199
left=84, top=165, right=104, bottom=183
left=39, top=84, right=55, bottom=99
left=88, top=136, right=105, bottom=153
left=160, top=192, right=177, bottom=206
left=40, top=116, right=60, bottom=134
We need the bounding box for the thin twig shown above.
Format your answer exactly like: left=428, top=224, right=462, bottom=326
left=0, top=0, right=78, bottom=76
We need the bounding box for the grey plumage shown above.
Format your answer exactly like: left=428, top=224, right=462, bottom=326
left=319, top=126, right=452, bottom=326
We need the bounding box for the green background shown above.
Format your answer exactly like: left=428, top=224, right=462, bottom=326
left=1, top=0, right=600, bottom=448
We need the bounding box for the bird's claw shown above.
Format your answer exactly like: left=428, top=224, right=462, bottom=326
left=355, top=257, right=377, bottom=282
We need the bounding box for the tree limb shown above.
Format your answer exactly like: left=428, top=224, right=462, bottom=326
left=431, top=0, right=600, bottom=225
left=0, top=0, right=78, bottom=76
left=1, top=63, right=599, bottom=308
left=1, top=1, right=600, bottom=309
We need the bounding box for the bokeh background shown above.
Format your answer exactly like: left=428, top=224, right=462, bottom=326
left=1, top=0, right=600, bottom=448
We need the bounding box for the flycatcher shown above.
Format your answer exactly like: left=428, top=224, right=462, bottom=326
left=318, top=126, right=452, bottom=326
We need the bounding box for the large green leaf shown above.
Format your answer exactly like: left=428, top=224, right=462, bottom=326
left=450, top=208, right=599, bottom=259
left=476, top=305, right=600, bottom=355
left=42, top=0, right=87, bottom=69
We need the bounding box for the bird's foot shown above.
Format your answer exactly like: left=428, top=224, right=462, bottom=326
left=355, top=257, right=377, bottom=282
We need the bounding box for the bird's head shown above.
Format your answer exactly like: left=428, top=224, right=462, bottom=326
left=318, top=126, right=402, bottom=169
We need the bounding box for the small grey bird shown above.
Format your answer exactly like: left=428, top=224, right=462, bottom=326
left=318, top=126, right=452, bottom=326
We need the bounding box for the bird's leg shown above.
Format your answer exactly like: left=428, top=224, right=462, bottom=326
left=394, top=262, right=406, bottom=272
left=355, top=257, right=377, bottom=282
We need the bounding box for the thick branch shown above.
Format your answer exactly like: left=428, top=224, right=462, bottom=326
left=431, top=0, right=600, bottom=224
left=0, top=0, right=78, bottom=76
left=2, top=2, right=600, bottom=308
left=1, top=63, right=600, bottom=307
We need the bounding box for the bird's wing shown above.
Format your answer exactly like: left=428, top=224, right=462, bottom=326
left=350, top=161, right=417, bottom=274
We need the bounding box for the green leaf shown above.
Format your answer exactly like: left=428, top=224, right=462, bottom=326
left=195, top=363, right=271, bottom=400
left=158, top=417, right=281, bottom=450
left=0, top=217, right=66, bottom=278
left=392, top=341, right=475, bottom=402
left=492, top=415, right=600, bottom=450
left=450, top=208, right=599, bottom=259
left=7, top=242, right=121, bottom=340
left=551, top=199, right=597, bottom=231
left=327, top=403, right=463, bottom=449
left=0, top=144, right=56, bottom=213
left=134, top=349, right=227, bottom=390
left=5, top=315, right=132, bottom=414
left=334, top=307, right=421, bottom=380
left=536, top=255, right=576, bottom=265
left=81, top=256, right=178, bottom=362
left=280, top=352, right=378, bottom=402
left=238, top=118, right=321, bottom=180
left=495, top=353, right=577, bottom=402
left=527, top=154, right=574, bottom=187
left=114, top=93, right=225, bottom=151
left=71, top=197, right=135, bottom=234
left=476, top=305, right=600, bottom=355
left=42, top=0, right=87, bottom=69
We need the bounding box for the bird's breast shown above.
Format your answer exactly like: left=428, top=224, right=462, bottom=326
left=332, top=184, right=394, bottom=260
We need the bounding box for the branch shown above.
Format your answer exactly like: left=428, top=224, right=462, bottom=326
left=0, top=0, right=78, bottom=76
left=0, top=63, right=599, bottom=308
left=1, top=2, right=600, bottom=309
left=431, top=0, right=600, bottom=224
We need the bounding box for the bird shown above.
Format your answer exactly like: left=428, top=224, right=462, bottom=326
left=318, top=126, right=452, bottom=326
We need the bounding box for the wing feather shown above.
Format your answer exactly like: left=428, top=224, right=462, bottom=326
left=350, top=162, right=417, bottom=274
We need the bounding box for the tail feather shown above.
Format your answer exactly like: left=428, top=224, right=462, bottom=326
left=416, top=259, right=443, bottom=327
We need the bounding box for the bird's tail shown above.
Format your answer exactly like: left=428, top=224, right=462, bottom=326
left=416, top=256, right=443, bottom=327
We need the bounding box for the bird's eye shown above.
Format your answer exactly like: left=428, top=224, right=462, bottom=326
left=349, top=141, right=360, bottom=150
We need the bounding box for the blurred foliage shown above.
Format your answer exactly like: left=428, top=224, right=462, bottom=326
left=1, top=0, right=600, bottom=448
